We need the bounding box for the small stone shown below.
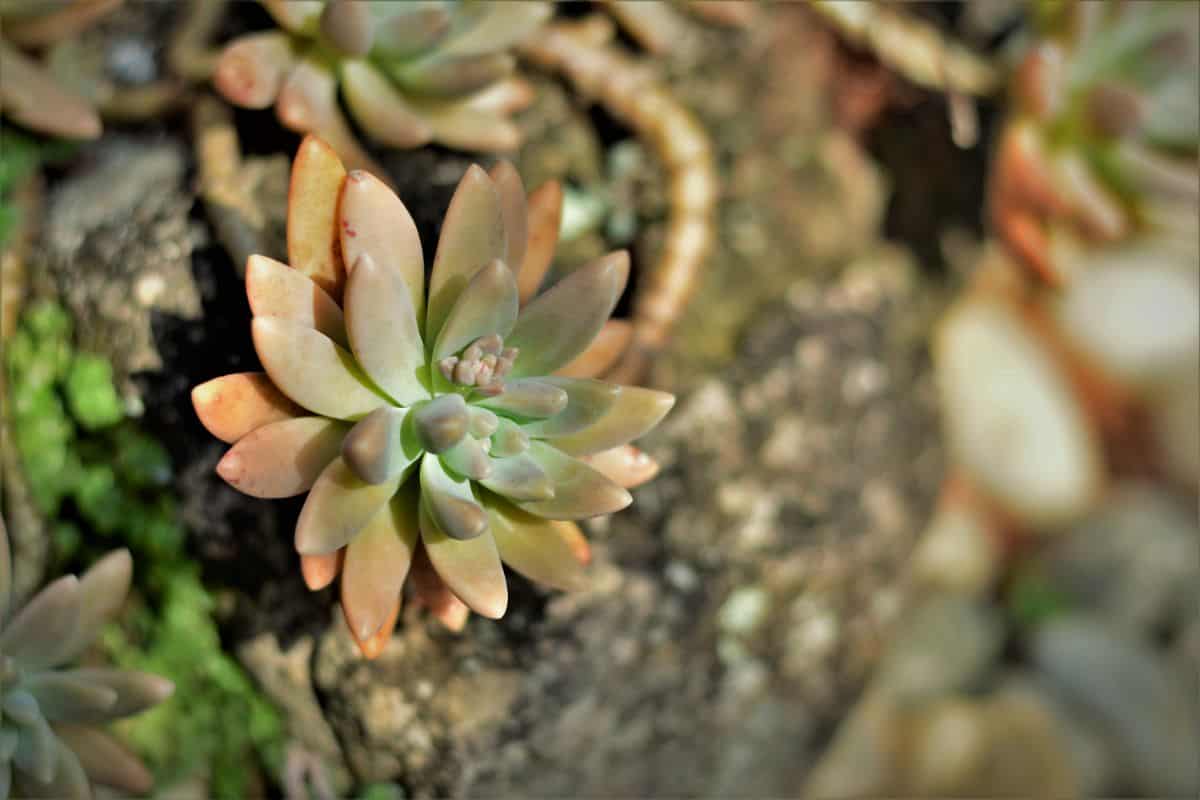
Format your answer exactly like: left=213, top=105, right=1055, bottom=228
left=718, top=586, right=770, bottom=636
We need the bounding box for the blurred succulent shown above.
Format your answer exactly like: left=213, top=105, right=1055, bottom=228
left=193, top=136, right=673, bottom=657
left=0, top=513, right=173, bottom=799
left=0, top=0, right=121, bottom=139
left=992, top=0, right=1199, bottom=286
left=213, top=0, right=550, bottom=171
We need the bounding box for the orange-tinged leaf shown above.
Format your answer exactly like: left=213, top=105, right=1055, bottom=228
left=518, top=181, right=563, bottom=304
left=580, top=445, right=660, bottom=489
left=217, top=417, right=348, bottom=498
left=419, top=500, right=507, bottom=618
left=554, top=319, right=633, bottom=378
left=252, top=316, right=387, bottom=420
left=213, top=32, right=294, bottom=109
left=488, top=161, right=527, bottom=273
left=301, top=550, right=344, bottom=591
left=426, top=165, right=507, bottom=344
left=338, top=169, right=425, bottom=324
left=349, top=599, right=400, bottom=660
left=487, top=499, right=588, bottom=591
left=294, top=458, right=402, bottom=554
left=287, top=135, right=347, bottom=299
left=192, top=372, right=304, bottom=444
left=341, top=497, right=418, bottom=641
left=245, top=254, right=347, bottom=345
left=409, top=546, right=471, bottom=631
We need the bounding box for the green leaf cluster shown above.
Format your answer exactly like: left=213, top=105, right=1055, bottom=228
left=5, top=300, right=286, bottom=797
left=0, top=123, right=77, bottom=247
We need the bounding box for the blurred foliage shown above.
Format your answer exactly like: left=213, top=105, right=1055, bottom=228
left=0, top=123, right=77, bottom=247
left=1008, top=567, right=1072, bottom=629
left=5, top=299, right=285, bottom=797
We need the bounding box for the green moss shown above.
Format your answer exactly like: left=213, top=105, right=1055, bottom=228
left=0, top=124, right=77, bottom=247
left=5, top=300, right=287, bottom=797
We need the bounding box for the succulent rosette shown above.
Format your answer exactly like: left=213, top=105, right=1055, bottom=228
left=992, top=0, right=1199, bottom=286
left=0, top=0, right=121, bottom=139
left=214, top=0, right=550, bottom=170
left=193, top=137, right=673, bottom=658
left=0, top=514, right=174, bottom=800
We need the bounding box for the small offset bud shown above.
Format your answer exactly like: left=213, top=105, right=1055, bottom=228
left=454, top=360, right=478, bottom=386
left=413, top=395, right=469, bottom=454
left=476, top=333, right=504, bottom=355
left=476, top=364, right=494, bottom=386
left=463, top=343, right=483, bottom=364
left=441, top=437, right=492, bottom=481
left=475, top=382, right=505, bottom=397
left=439, top=357, right=459, bottom=382
left=502, top=347, right=519, bottom=361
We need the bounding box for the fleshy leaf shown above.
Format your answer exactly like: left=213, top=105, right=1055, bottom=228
left=57, top=549, right=132, bottom=663
left=0, top=40, right=101, bottom=140
left=351, top=598, right=400, bottom=659
left=520, top=377, right=620, bottom=438
left=192, top=372, right=304, bottom=444
left=218, top=417, right=348, bottom=498
left=476, top=379, right=567, bottom=419
left=341, top=60, right=434, bottom=148
left=489, top=162, right=528, bottom=278
left=555, top=319, right=633, bottom=378
left=437, top=1, right=551, bottom=58
left=341, top=495, right=418, bottom=642
left=581, top=445, right=661, bottom=489
left=0, top=576, right=80, bottom=670
left=433, top=259, right=519, bottom=361
left=22, top=673, right=117, bottom=721
left=344, top=253, right=428, bottom=405
left=320, top=0, right=373, bottom=56
left=421, top=454, right=488, bottom=540
left=518, top=180, right=564, bottom=303
left=294, top=458, right=402, bottom=554
left=546, top=386, right=675, bottom=456
left=412, top=394, right=470, bottom=454
left=245, top=254, right=347, bottom=345
left=487, top=498, right=588, bottom=591
left=285, top=135, right=347, bottom=299
left=480, top=452, right=555, bottom=501
left=33, top=740, right=90, bottom=800
left=1, top=514, right=11, bottom=624
left=213, top=32, right=295, bottom=109
left=338, top=168, right=425, bottom=323
left=252, top=316, right=386, bottom=419
left=507, top=251, right=630, bottom=377
left=262, top=0, right=323, bottom=32
left=420, top=99, right=523, bottom=153
left=393, top=52, right=515, bottom=96
left=419, top=499, right=507, bottom=618
left=489, top=418, right=530, bottom=458
left=53, top=724, right=153, bottom=796
left=440, top=436, right=492, bottom=481
left=408, top=545, right=471, bottom=631
left=57, top=669, right=174, bottom=720
left=426, top=165, right=507, bottom=344
left=277, top=61, right=384, bottom=176
left=519, top=442, right=632, bottom=520
left=468, top=406, right=499, bottom=438
left=301, top=550, right=344, bottom=591
left=6, top=689, right=56, bottom=782
left=342, top=407, right=419, bottom=485
left=372, top=4, right=451, bottom=58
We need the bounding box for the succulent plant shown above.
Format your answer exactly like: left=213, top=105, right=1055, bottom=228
left=214, top=0, right=550, bottom=171
left=193, top=136, right=673, bottom=657
left=0, top=513, right=174, bottom=799
left=0, top=0, right=121, bottom=139
left=992, top=0, right=1199, bottom=286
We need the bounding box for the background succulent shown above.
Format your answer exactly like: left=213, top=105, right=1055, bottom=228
left=992, top=0, right=1199, bottom=286
left=0, top=512, right=173, bottom=799
left=213, top=0, right=551, bottom=172
left=193, top=136, right=673, bottom=657
left=0, top=0, right=119, bottom=139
